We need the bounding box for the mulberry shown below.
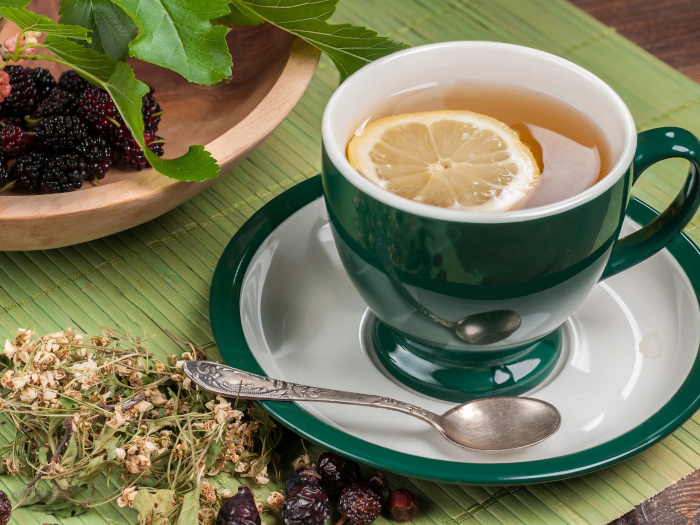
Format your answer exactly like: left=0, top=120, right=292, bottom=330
left=36, top=88, right=76, bottom=118
left=58, top=70, right=90, bottom=94
left=75, top=85, right=123, bottom=134
left=11, top=151, right=44, bottom=191
left=116, top=130, right=164, bottom=171
left=29, top=67, right=57, bottom=100
left=0, top=123, right=32, bottom=157
left=35, top=115, right=90, bottom=152
left=0, top=156, right=12, bottom=188
left=1, top=65, right=38, bottom=115
left=142, top=86, right=162, bottom=132
left=76, top=137, right=114, bottom=179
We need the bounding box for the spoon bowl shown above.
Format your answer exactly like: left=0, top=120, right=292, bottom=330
left=183, top=361, right=561, bottom=452
left=437, top=397, right=561, bottom=450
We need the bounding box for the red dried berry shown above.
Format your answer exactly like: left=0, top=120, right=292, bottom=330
left=215, top=485, right=261, bottom=525
left=337, top=481, right=383, bottom=525
left=283, top=475, right=330, bottom=525
left=0, top=489, right=11, bottom=525
left=387, top=489, right=419, bottom=521
left=316, top=451, right=361, bottom=496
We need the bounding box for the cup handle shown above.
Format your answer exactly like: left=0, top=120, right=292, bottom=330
left=601, top=127, right=700, bottom=280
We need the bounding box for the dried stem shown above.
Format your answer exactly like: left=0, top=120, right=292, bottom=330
left=26, top=417, right=72, bottom=489
left=99, top=392, right=147, bottom=411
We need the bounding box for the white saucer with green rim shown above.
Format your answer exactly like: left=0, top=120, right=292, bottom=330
left=209, top=176, right=700, bottom=484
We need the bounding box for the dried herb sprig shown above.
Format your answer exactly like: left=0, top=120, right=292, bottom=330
left=0, top=328, right=281, bottom=523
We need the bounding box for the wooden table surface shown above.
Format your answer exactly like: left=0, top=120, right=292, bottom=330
left=569, top=1, right=700, bottom=523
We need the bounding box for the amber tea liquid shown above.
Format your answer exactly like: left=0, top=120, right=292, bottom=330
left=362, top=83, right=613, bottom=209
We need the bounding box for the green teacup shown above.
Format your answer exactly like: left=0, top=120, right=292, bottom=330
left=321, top=42, right=700, bottom=402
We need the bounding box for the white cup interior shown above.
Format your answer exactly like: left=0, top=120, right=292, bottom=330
left=322, top=41, right=637, bottom=223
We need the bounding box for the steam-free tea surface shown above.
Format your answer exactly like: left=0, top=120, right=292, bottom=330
left=369, top=83, right=613, bottom=208
left=2, top=0, right=700, bottom=524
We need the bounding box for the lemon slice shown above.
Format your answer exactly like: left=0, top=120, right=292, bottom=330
left=347, top=110, right=541, bottom=211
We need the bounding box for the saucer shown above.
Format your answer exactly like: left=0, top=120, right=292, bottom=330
left=210, top=176, right=700, bottom=485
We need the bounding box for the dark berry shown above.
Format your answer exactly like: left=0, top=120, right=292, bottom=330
left=387, top=489, right=419, bottom=521
left=215, top=485, right=261, bottom=525
left=75, top=85, right=123, bottom=134
left=1, top=65, right=38, bottom=115
left=36, top=88, right=76, bottom=118
left=117, top=130, right=164, bottom=170
left=0, top=156, right=12, bottom=188
left=316, top=451, right=361, bottom=496
left=11, top=151, right=45, bottom=191
left=0, top=124, right=32, bottom=157
left=10, top=151, right=84, bottom=193
left=142, top=86, right=162, bottom=132
left=29, top=67, right=57, bottom=100
left=282, top=476, right=330, bottom=525
left=35, top=115, right=90, bottom=152
left=10, top=149, right=87, bottom=194
left=1, top=116, right=24, bottom=128
left=338, top=482, right=383, bottom=525
left=58, top=70, right=90, bottom=94
left=76, top=136, right=114, bottom=179
left=0, top=489, right=10, bottom=525
left=46, top=153, right=87, bottom=191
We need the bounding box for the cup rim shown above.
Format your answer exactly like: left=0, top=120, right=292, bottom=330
left=322, top=41, right=638, bottom=224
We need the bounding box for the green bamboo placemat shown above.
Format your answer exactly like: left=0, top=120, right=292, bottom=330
left=3, top=0, right=700, bottom=523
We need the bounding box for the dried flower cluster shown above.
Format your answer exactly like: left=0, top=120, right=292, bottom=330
left=0, top=328, right=281, bottom=524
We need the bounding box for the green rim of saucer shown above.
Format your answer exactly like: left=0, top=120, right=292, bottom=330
left=209, top=175, right=700, bottom=485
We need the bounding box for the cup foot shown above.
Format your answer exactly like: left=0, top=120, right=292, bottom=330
left=368, top=316, right=563, bottom=402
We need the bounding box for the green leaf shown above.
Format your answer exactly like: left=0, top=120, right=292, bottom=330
left=133, top=489, right=175, bottom=525
left=214, top=3, right=264, bottom=26
left=61, top=438, right=78, bottom=466
left=0, top=6, right=91, bottom=41
left=176, top=485, right=200, bottom=525
left=77, top=458, right=120, bottom=482
left=12, top=485, right=47, bottom=508
left=59, top=0, right=137, bottom=61
left=111, top=0, right=233, bottom=85
left=59, top=397, right=77, bottom=409
left=1, top=0, right=31, bottom=7
left=36, top=501, right=89, bottom=518
left=232, top=0, right=409, bottom=80
left=42, top=36, right=219, bottom=181
left=205, top=435, right=225, bottom=468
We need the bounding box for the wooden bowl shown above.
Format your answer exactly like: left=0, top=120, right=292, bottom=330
left=0, top=24, right=319, bottom=250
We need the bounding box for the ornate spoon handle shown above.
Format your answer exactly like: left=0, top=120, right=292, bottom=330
left=182, top=361, right=436, bottom=424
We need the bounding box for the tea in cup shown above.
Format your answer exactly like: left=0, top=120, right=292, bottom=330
left=321, top=41, right=700, bottom=401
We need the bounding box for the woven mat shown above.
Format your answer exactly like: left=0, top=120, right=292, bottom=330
left=3, top=0, right=700, bottom=523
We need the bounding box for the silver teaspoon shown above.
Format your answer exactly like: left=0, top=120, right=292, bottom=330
left=182, top=361, right=561, bottom=452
